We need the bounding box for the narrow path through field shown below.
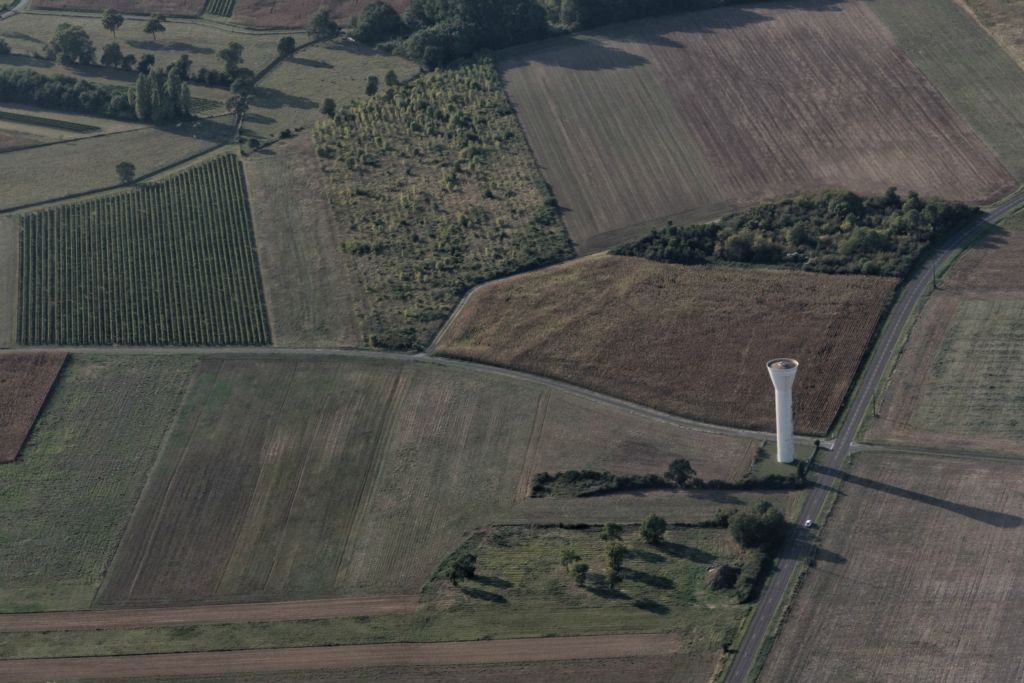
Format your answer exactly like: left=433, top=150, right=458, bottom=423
left=0, top=595, right=417, bottom=633
left=0, top=634, right=679, bottom=681
left=0, top=345, right=790, bottom=444
left=723, top=189, right=1024, bottom=682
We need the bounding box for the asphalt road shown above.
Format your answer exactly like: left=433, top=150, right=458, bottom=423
left=723, top=191, right=1024, bottom=683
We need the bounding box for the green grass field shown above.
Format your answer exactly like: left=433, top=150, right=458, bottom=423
left=314, top=60, right=572, bottom=349
left=869, top=0, right=1024, bottom=182
left=4, top=525, right=746, bottom=672
left=0, top=217, right=17, bottom=348
left=18, top=154, right=270, bottom=346
left=0, top=355, right=195, bottom=612
left=244, top=41, right=418, bottom=140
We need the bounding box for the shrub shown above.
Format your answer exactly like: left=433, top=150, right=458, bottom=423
left=640, top=514, right=667, bottom=545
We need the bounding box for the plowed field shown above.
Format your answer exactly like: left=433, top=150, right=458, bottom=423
left=0, top=352, right=64, bottom=463
left=501, top=0, right=1014, bottom=253
left=761, top=452, right=1024, bottom=682
left=435, top=255, right=897, bottom=435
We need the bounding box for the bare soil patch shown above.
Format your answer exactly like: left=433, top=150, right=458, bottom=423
left=436, top=255, right=897, bottom=435
left=761, top=452, right=1024, bottom=682
left=0, top=634, right=679, bottom=682
left=0, top=352, right=65, bottom=463
left=231, top=0, right=409, bottom=28
left=501, top=0, right=1014, bottom=253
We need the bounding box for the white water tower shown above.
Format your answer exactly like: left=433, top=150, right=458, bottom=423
left=767, top=359, right=799, bottom=464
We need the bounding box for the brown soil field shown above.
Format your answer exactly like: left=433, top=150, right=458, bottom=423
left=96, top=354, right=761, bottom=606
left=245, top=137, right=361, bottom=348
left=0, top=634, right=679, bottom=682
left=0, top=352, right=66, bottom=463
left=761, top=452, right=1024, bottom=682
left=500, top=0, right=1014, bottom=253
left=435, top=255, right=897, bottom=435
left=30, top=0, right=205, bottom=16
left=867, top=220, right=1024, bottom=454
left=231, top=0, right=409, bottom=28
left=0, top=595, right=416, bottom=632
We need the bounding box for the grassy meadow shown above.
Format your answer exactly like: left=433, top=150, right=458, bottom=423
left=0, top=355, right=195, bottom=612
left=0, top=217, right=17, bottom=348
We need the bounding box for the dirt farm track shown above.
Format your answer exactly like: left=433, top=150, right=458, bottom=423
left=0, top=634, right=679, bottom=681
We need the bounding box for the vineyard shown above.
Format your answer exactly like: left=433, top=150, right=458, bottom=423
left=17, top=154, right=271, bottom=346
left=314, top=59, right=572, bottom=350
left=0, top=111, right=99, bottom=134
left=203, top=0, right=235, bottom=17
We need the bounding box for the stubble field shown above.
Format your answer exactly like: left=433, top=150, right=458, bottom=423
left=867, top=216, right=1024, bottom=454
left=96, top=354, right=763, bottom=607
left=435, top=255, right=897, bottom=435
left=761, top=451, right=1024, bottom=682
left=0, top=352, right=64, bottom=462
left=501, top=0, right=1014, bottom=253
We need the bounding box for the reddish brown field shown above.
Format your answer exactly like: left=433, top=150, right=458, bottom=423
left=30, top=0, right=205, bottom=16
left=0, top=352, right=65, bottom=463
left=231, top=0, right=409, bottom=28
left=501, top=0, right=1014, bottom=253
left=761, top=452, right=1024, bottom=682
left=435, top=255, right=898, bottom=434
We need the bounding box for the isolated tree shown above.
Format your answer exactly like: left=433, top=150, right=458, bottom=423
left=276, top=35, right=296, bottom=58
left=571, top=562, right=588, bottom=587
left=560, top=547, right=580, bottom=573
left=144, top=15, right=166, bottom=42
left=640, top=514, right=667, bottom=545
left=229, top=70, right=255, bottom=99
left=385, top=69, right=400, bottom=87
left=218, top=41, right=244, bottom=74
left=350, top=1, right=402, bottom=44
left=606, top=542, right=626, bottom=572
left=600, top=522, right=623, bottom=542
left=101, top=8, right=124, bottom=38
left=115, top=161, right=136, bottom=184
left=308, top=7, right=340, bottom=41
left=225, top=93, right=250, bottom=116
left=665, top=458, right=696, bottom=487
left=319, top=97, right=336, bottom=117
left=365, top=75, right=379, bottom=96
left=46, top=23, right=96, bottom=65
left=100, top=42, right=123, bottom=68
left=445, top=552, right=477, bottom=586
left=606, top=568, right=622, bottom=591
left=137, top=53, right=155, bottom=73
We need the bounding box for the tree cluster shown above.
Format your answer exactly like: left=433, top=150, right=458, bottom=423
left=728, top=501, right=787, bottom=550
left=129, top=69, right=191, bottom=124
left=615, top=189, right=979, bottom=277
left=0, top=68, right=134, bottom=118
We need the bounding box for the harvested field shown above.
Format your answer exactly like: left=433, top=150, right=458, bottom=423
left=18, top=154, right=270, bottom=346
left=30, top=0, right=205, bottom=16
left=867, top=218, right=1024, bottom=454
left=761, top=452, right=1024, bottom=682
left=1, top=12, right=302, bottom=74
left=97, top=354, right=760, bottom=606
left=0, top=352, right=65, bottom=463
left=0, top=634, right=679, bottom=682
left=244, top=41, right=417, bottom=140
left=869, top=0, right=1024, bottom=181
left=245, top=136, right=361, bottom=348
left=500, top=0, right=1014, bottom=253
left=230, top=0, right=409, bottom=29
left=0, top=354, right=195, bottom=612
left=959, top=0, right=1024, bottom=69
left=0, top=119, right=233, bottom=211
left=435, top=255, right=897, bottom=435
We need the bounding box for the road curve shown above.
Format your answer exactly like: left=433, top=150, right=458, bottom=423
left=723, top=192, right=1024, bottom=683
left=0, top=634, right=680, bottom=682
left=0, top=595, right=417, bottom=633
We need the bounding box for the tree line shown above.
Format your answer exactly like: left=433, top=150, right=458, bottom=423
left=348, top=0, right=761, bottom=67
left=615, top=188, right=979, bottom=277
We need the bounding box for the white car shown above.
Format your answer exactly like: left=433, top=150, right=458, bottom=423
left=803, top=519, right=814, bottom=528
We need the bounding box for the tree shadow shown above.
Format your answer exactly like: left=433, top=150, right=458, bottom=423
left=0, top=53, right=47, bottom=68
left=474, top=575, right=512, bottom=589
left=125, top=40, right=214, bottom=54
left=632, top=597, right=670, bottom=614
left=626, top=548, right=666, bottom=563
left=626, top=569, right=675, bottom=590
left=781, top=535, right=846, bottom=564
left=290, top=57, right=332, bottom=69
left=812, top=463, right=1023, bottom=528
left=2, top=31, right=43, bottom=44
left=659, top=542, right=715, bottom=563
left=684, top=489, right=746, bottom=505
left=461, top=587, right=507, bottom=604
left=254, top=86, right=317, bottom=110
